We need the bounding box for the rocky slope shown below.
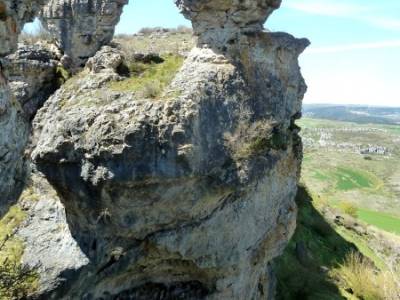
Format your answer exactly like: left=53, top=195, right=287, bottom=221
left=2, top=0, right=310, bottom=298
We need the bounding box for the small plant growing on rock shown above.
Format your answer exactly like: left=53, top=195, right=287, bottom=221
left=96, top=208, right=112, bottom=224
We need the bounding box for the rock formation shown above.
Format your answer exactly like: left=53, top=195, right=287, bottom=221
left=29, top=0, right=309, bottom=298
left=0, top=0, right=49, bottom=215
left=175, top=0, right=282, bottom=49
left=40, top=0, right=128, bottom=68
left=1, top=0, right=309, bottom=298
left=3, top=42, right=62, bottom=118
left=0, top=0, right=48, bottom=56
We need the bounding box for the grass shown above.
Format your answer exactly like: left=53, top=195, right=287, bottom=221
left=332, top=251, right=399, bottom=300
left=0, top=206, right=39, bottom=299
left=109, top=54, right=184, bottom=98
left=308, top=166, right=379, bottom=192
left=275, top=186, right=357, bottom=300
left=334, top=167, right=374, bottom=190
left=339, top=202, right=358, bottom=218
left=300, top=117, right=400, bottom=219
left=357, top=208, right=400, bottom=235
left=336, top=226, right=387, bottom=271
left=114, top=30, right=194, bottom=56
left=276, top=186, right=400, bottom=300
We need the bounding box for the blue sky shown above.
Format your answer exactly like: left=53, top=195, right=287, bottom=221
left=25, top=0, right=400, bottom=106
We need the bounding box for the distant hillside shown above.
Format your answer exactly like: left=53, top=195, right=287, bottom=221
left=303, top=104, right=400, bottom=125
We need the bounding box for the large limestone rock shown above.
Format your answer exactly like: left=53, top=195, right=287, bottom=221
left=30, top=0, right=309, bottom=296
left=40, top=0, right=128, bottom=68
left=0, top=0, right=48, bottom=56
left=3, top=42, right=62, bottom=118
left=0, top=41, right=61, bottom=215
left=0, top=74, right=29, bottom=216
left=17, top=170, right=89, bottom=296
left=0, top=0, right=49, bottom=215
left=175, top=0, right=282, bottom=48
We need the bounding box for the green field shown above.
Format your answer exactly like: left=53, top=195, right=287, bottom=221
left=300, top=117, right=400, bottom=235
left=357, top=208, right=400, bottom=235
left=311, top=166, right=379, bottom=191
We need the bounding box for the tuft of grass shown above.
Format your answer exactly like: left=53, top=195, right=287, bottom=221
left=109, top=54, right=184, bottom=99
left=332, top=251, right=400, bottom=300
left=225, top=120, right=289, bottom=160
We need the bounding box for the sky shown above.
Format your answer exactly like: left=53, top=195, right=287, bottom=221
left=25, top=0, right=400, bottom=107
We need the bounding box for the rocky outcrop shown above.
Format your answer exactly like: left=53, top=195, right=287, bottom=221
left=0, top=0, right=50, bottom=215
left=17, top=170, right=89, bottom=296
left=30, top=0, right=309, bottom=298
left=0, top=0, right=48, bottom=56
left=40, top=0, right=128, bottom=68
left=3, top=42, right=62, bottom=119
left=0, top=73, right=29, bottom=216
left=0, top=41, right=61, bottom=216
left=175, top=0, right=281, bottom=48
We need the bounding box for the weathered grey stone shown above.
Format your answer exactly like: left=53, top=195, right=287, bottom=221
left=0, top=0, right=48, bottom=56
left=3, top=42, right=61, bottom=118
left=175, top=0, right=282, bottom=48
left=0, top=0, right=49, bottom=215
left=0, top=0, right=310, bottom=298
left=31, top=28, right=308, bottom=300
left=17, top=170, right=89, bottom=296
left=0, top=77, right=29, bottom=216
left=40, top=0, right=128, bottom=68
left=86, top=45, right=125, bottom=74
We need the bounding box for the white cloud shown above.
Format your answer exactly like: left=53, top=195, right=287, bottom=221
left=284, top=0, right=365, bottom=17
left=364, top=16, right=400, bottom=31
left=303, top=69, right=400, bottom=106
left=305, top=40, right=400, bottom=54
left=284, top=0, right=400, bottom=32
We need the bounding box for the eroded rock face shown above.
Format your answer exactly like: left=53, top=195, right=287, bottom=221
left=175, top=0, right=282, bottom=48
left=0, top=75, right=29, bottom=216
left=3, top=42, right=62, bottom=119
left=31, top=0, right=309, bottom=296
left=0, top=0, right=48, bottom=56
left=17, top=170, right=89, bottom=296
left=0, top=0, right=49, bottom=215
left=40, top=0, right=128, bottom=68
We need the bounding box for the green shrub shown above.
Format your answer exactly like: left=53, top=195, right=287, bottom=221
left=339, top=201, right=358, bottom=218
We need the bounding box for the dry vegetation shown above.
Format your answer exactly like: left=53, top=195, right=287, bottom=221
left=113, top=26, right=195, bottom=59
left=0, top=206, right=38, bottom=299
left=109, top=53, right=184, bottom=98
left=332, top=251, right=400, bottom=300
